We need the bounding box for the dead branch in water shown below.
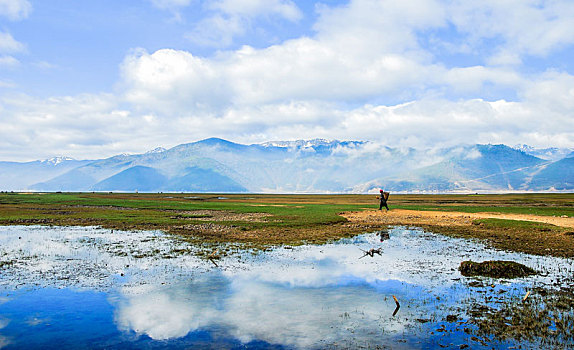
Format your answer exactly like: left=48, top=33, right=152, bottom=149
left=208, top=249, right=220, bottom=267
left=359, top=248, right=383, bottom=259
left=392, top=295, right=401, bottom=316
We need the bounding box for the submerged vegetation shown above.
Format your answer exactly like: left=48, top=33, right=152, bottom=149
left=459, top=260, right=537, bottom=278
left=471, top=287, right=574, bottom=348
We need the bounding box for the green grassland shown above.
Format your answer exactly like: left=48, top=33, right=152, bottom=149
left=0, top=192, right=573, bottom=249
left=0, top=192, right=377, bottom=246
left=0, top=192, right=361, bottom=228
left=391, top=193, right=574, bottom=217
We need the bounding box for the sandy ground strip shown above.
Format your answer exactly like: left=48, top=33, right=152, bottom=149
left=341, top=209, right=574, bottom=229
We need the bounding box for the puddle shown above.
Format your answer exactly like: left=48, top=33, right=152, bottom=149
left=0, top=225, right=573, bottom=349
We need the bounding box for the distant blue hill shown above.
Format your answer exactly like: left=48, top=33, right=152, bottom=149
left=1, top=139, right=573, bottom=193
left=165, top=167, right=247, bottom=192
left=32, top=169, right=96, bottom=192
left=92, top=166, right=167, bottom=192
left=457, top=144, right=543, bottom=190
left=352, top=144, right=550, bottom=192
left=1, top=158, right=91, bottom=191
left=529, top=157, right=574, bottom=190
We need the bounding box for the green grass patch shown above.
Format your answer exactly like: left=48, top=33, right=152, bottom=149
left=395, top=204, right=574, bottom=217
left=472, top=218, right=562, bottom=232
left=0, top=193, right=365, bottom=230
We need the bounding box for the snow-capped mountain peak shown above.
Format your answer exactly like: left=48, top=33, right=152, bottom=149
left=513, top=144, right=535, bottom=153
left=3, top=139, right=573, bottom=193
left=512, top=144, right=573, bottom=161
left=145, top=147, right=167, bottom=154
left=260, top=139, right=338, bottom=148
left=41, top=156, right=75, bottom=165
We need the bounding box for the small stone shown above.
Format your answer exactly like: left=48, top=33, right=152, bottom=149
left=446, top=314, right=458, bottom=322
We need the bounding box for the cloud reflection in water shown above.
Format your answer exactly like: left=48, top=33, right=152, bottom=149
left=113, top=272, right=405, bottom=348
left=2, top=225, right=573, bottom=348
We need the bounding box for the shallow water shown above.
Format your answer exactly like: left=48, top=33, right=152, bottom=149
left=0, top=225, right=573, bottom=349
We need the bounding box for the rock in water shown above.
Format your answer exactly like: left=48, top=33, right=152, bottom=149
left=459, top=260, right=537, bottom=279
left=376, top=230, right=390, bottom=241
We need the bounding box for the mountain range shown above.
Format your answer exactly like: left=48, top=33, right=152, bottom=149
left=1, top=138, right=573, bottom=193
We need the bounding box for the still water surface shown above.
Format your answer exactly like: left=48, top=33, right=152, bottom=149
left=0, top=225, right=572, bottom=349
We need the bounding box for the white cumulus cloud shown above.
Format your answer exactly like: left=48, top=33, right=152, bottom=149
left=121, top=48, right=229, bottom=113
left=0, top=32, right=25, bottom=53
left=0, top=0, right=31, bottom=21
left=187, top=0, right=302, bottom=47
left=0, top=55, right=19, bottom=67
left=447, top=0, right=574, bottom=62
left=2, top=0, right=574, bottom=160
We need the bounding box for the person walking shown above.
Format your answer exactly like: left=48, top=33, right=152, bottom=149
left=378, top=189, right=389, bottom=211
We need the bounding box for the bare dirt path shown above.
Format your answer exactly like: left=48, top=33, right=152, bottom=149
left=341, top=209, right=574, bottom=229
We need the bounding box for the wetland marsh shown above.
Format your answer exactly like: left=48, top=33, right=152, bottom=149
left=1, top=193, right=574, bottom=348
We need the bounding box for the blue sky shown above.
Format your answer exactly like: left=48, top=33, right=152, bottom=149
left=1, top=0, right=574, bottom=161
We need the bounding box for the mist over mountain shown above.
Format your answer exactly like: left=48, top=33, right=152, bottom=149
left=1, top=139, right=572, bottom=193
left=0, top=157, right=92, bottom=191
left=513, top=144, right=574, bottom=161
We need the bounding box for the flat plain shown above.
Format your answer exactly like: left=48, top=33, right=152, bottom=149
left=1, top=192, right=573, bottom=256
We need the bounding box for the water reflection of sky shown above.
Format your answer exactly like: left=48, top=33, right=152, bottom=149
left=1, top=225, right=573, bottom=349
